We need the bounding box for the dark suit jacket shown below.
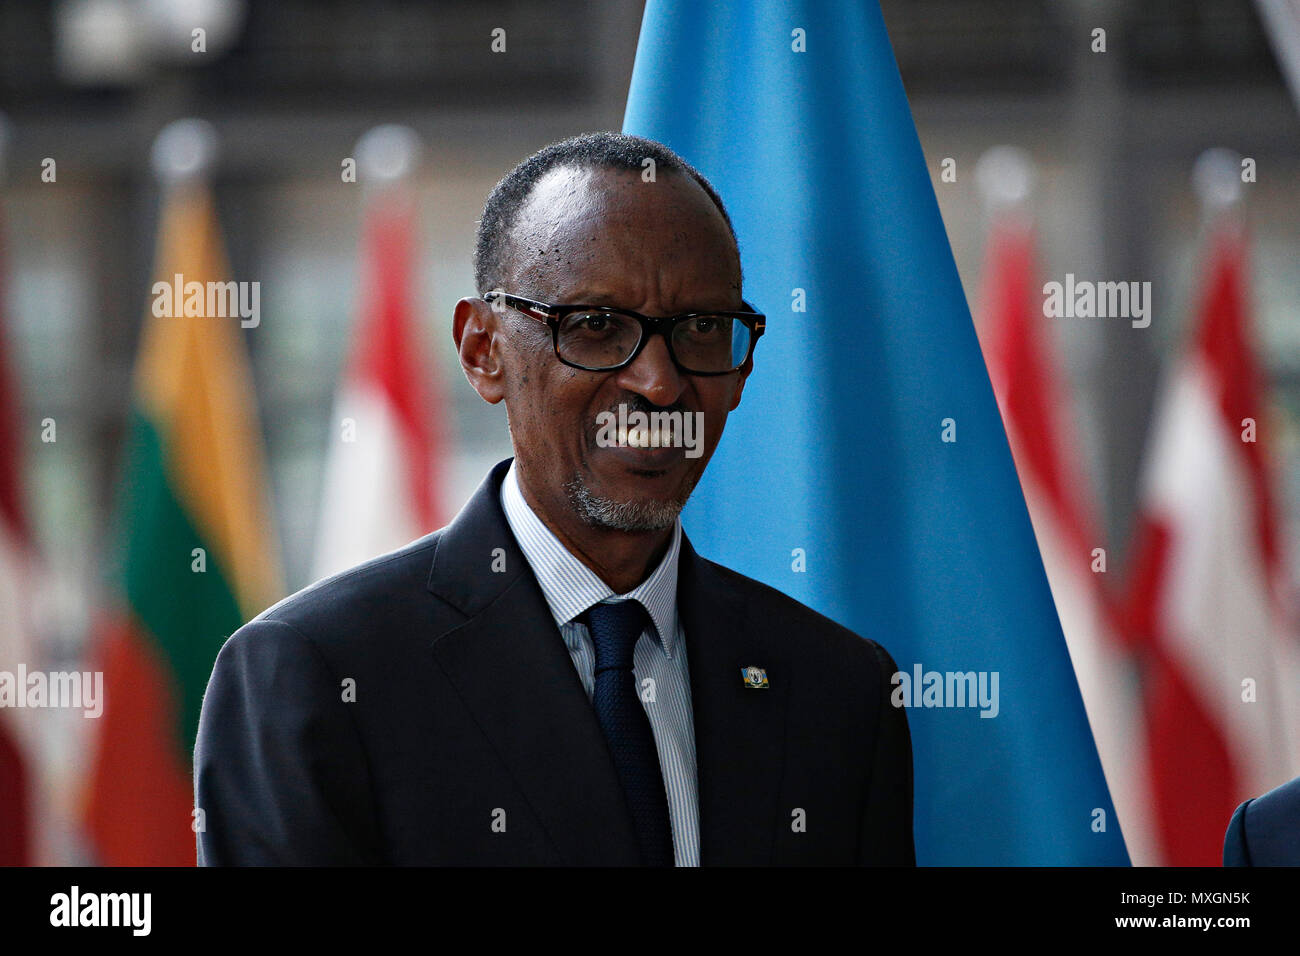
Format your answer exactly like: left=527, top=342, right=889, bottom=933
left=194, top=458, right=915, bottom=865
left=1223, top=774, right=1300, bottom=866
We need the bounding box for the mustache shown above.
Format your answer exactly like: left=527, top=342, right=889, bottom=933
left=586, top=395, right=695, bottom=436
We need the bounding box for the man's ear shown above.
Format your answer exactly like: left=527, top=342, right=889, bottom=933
left=453, top=297, right=507, bottom=405
left=727, top=360, right=752, bottom=411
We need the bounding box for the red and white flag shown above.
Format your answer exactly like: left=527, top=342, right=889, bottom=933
left=1124, top=219, right=1300, bottom=865
left=313, top=180, right=446, bottom=579
left=977, top=216, right=1159, bottom=864
left=0, top=214, right=36, bottom=865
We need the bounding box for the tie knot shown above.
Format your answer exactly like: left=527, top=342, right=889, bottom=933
left=585, top=600, right=650, bottom=672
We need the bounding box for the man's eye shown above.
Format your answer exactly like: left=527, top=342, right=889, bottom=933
left=684, top=316, right=728, bottom=336
left=568, top=312, right=627, bottom=334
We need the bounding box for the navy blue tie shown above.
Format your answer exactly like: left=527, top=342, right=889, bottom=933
left=584, top=600, right=674, bottom=867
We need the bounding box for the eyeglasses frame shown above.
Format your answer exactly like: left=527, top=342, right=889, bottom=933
left=481, top=290, right=765, bottom=376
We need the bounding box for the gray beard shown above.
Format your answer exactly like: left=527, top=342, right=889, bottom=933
left=564, top=471, right=697, bottom=532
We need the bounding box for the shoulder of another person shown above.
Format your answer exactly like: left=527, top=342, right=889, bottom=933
left=1247, top=774, right=1300, bottom=831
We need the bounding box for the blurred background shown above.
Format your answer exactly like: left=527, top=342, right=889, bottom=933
left=0, top=0, right=1297, bottom=865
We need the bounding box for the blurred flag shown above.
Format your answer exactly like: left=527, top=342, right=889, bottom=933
left=1124, top=218, right=1300, bottom=865
left=624, top=0, right=1128, bottom=863
left=84, top=179, right=282, bottom=865
left=313, top=158, right=445, bottom=579
left=976, top=212, right=1157, bottom=864
left=0, top=210, right=34, bottom=865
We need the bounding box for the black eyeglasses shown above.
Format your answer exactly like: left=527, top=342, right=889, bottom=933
left=482, top=291, right=765, bottom=376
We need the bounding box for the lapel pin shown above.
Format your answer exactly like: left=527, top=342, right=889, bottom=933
left=741, top=665, right=769, bottom=689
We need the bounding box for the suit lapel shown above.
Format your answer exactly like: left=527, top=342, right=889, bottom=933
left=425, top=460, right=793, bottom=866
left=426, top=460, right=640, bottom=866
left=679, top=537, right=791, bottom=865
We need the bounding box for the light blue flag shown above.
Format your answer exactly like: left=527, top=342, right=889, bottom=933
left=624, top=0, right=1129, bottom=865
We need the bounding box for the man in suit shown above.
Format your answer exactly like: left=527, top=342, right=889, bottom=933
left=1223, top=774, right=1300, bottom=866
left=194, top=131, right=915, bottom=866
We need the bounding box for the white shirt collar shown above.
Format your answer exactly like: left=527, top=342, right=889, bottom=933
left=500, top=460, right=681, bottom=656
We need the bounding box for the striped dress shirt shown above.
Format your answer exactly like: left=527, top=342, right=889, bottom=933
left=500, top=462, right=700, bottom=866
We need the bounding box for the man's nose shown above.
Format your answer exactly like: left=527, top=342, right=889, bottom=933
left=614, top=332, right=687, bottom=408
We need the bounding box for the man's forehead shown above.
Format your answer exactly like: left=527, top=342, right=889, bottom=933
left=516, top=163, right=722, bottom=233
left=550, top=286, right=623, bottom=305
left=516, top=165, right=610, bottom=226
left=504, top=164, right=739, bottom=305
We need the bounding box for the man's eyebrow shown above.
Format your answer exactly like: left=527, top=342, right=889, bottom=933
left=557, top=288, right=622, bottom=305
left=557, top=289, right=744, bottom=311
